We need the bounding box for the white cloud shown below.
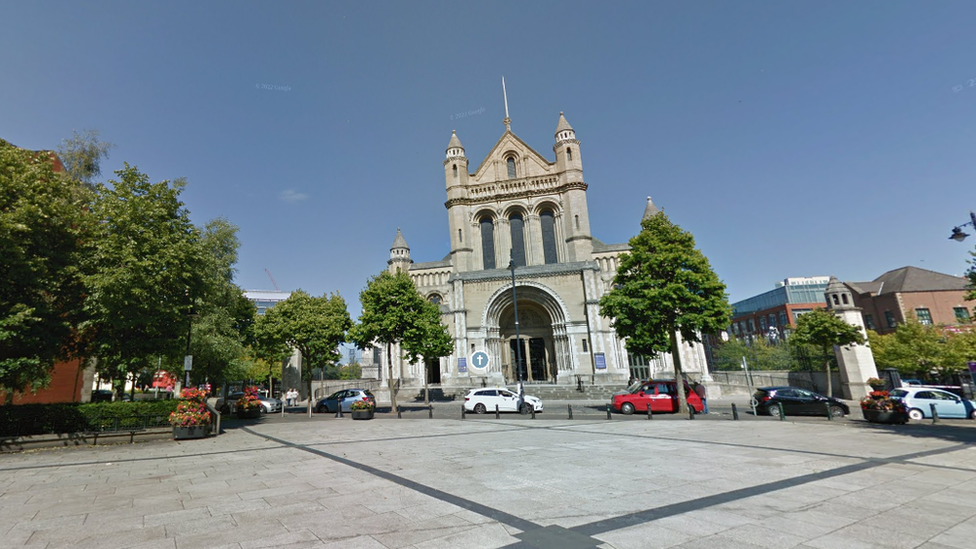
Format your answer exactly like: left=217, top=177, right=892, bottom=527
left=279, top=189, right=308, bottom=203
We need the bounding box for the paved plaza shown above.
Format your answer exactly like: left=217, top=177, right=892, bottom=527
left=2, top=410, right=976, bottom=549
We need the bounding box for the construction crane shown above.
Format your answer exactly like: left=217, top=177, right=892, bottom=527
left=264, top=268, right=280, bottom=292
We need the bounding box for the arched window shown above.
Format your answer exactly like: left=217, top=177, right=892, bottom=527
left=506, top=157, right=516, bottom=179
left=509, top=213, right=526, bottom=267
left=540, top=209, right=557, bottom=264
left=458, top=228, right=462, bottom=243
left=452, top=164, right=458, bottom=178
left=480, top=216, right=496, bottom=269
left=427, top=294, right=442, bottom=305
left=567, top=147, right=572, bottom=161
left=574, top=214, right=579, bottom=229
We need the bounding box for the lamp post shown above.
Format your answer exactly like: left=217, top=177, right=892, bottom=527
left=184, top=309, right=198, bottom=388
left=509, top=250, right=524, bottom=408
left=948, top=211, right=976, bottom=242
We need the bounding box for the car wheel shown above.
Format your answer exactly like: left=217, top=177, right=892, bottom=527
left=971, top=410, right=976, bottom=420
left=766, top=404, right=781, bottom=417
left=828, top=405, right=846, bottom=418
left=315, top=405, right=325, bottom=413
left=520, top=403, right=531, bottom=415
left=621, top=402, right=635, bottom=415
left=474, top=403, right=486, bottom=414
left=908, top=408, right=924, bottom=421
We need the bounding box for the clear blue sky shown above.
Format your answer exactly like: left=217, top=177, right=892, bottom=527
left=4, top=1, right=976, bottom=316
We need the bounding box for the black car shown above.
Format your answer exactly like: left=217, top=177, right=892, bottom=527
left=753, top=386, right=849, bottom=418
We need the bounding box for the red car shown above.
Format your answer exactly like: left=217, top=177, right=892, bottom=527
left=609, top=379, right=704, bottom=415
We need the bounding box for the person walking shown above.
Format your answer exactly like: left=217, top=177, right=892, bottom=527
left=693, top=382, right=709, bottom=414
left=286, top=388, right=296, bottom=407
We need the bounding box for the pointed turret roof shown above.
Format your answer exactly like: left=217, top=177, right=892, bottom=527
left=391, top=228, right=409, bottom=250
left=555, top=111, right=573, bottom=133
left=642, top=197, right=660, bottom=220
left=447, top=130, right=463, bottom=151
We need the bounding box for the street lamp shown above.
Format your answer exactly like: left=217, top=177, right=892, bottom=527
left=509, top=250, right=524, bottom=408
left=948, top=211, right=976, bottom=242
left=184, top=309, right=198, bottom=388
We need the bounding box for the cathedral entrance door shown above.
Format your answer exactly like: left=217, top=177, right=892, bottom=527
left=529, top=338, right=547, bottom=382
left=426, top=358, right=440, bottom=385
left=509, top=339, right=527, bottom=381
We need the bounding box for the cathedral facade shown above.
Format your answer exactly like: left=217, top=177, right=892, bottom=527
left=367, top=112, right=710, bottom=388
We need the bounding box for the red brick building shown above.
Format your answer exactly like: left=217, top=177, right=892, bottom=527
left=844, top=266, right=972, bottom=334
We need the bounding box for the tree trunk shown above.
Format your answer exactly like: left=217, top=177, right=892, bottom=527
left=306, top=374, right=313, bottom=417
left=671, top=331, right=688, bottom=414
left=387, top=342, right=398, bottom=413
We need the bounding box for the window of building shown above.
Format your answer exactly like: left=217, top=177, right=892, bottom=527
left=915, top=308, right=933, bottom=325
left=582, top=338, right=588, bottom=352
left=842, top=294, right=849, bottom=305
left=759, top=317, right=767, bottom=331
left=452, top=164, right=458, bottom=178
left=778, top=311, right=788, bottom=327
left=747, top=319, right=755, bottom=333
left=480, top=216, right=496, bottom=270
left=863, top=314, right=876, bottom=331
left=832, top=294, right=840, bottom=305
left=427, top=294, right=442, bottom=305
left=954, top=307, right=971, bottom=324
left=509, top=213, right=526, bottom=267
left=768, top=313, right=777, bottom=327
left=567, top=147, right=572, bottom=161
left=540, top=209, right=558, bottom=264
left=628, top=353, right=650, bottom=381
left=506, top=157, right=516, bottom=179
left=458, top=229, right=462, bottom=243
left=574, top=214, right=579, bottom=229
left=884, top=310, right=896, bottom=329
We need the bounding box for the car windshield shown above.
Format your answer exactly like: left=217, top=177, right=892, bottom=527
left=626, top=380, right=643, bottom=393
left=890, top=389, right=908, bottom=398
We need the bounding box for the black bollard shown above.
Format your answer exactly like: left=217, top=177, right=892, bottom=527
left=531, top=406, right=536, bottom=419
left=495, top=404, right=500, bottom=419
left=778, top=402, right=786, bottom=420
left=689, top=405, right=695, bottom=420
left=397, top=406, right=401, bottom=419
left=428, top=404, right=433, bottom=419
left=461, top=405, right=466, bottom=419
left=336, top=406, right=343, bottom=419
left=732, top=403, right=739, bottom=420
left=568, top=404, right=573, bottom=420
left=647, top=403, right=653, bottom=419
left=825, top=402, right=833, bottom=421
left=931, top=403, right=939, bottom=424
left=606, top=404, right=612, bottom=420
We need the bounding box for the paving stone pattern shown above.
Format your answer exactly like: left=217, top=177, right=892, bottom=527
left=2, top=412, right=976, bottom=548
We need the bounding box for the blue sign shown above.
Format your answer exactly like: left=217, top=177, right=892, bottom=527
left=458, top=357, right=467, bottom=373
left=471, top=351, right=490, bottom=371
left=595, top=353, right=607, bottom=370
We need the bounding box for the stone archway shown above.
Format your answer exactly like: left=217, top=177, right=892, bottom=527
left=483, top=282, right=573, bottom=384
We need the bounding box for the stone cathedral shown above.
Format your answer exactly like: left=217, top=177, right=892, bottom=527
left=364, top=110, right=710, bottom=388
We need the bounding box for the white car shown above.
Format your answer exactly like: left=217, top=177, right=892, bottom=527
left=890, top=387, right=976, bottom=420
left=463, top=387, right=543, bottom=415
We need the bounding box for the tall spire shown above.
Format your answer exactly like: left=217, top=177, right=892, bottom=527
left=642, top=196, right=660, bottom=221
left=502, top=76, right=511, bottom=132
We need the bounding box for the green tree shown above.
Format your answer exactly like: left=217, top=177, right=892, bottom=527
left=57, top=129, right=114, bottom=187
left=0, top=139, right=91, bottom=402
left=713, top=335, right=793, bottom=371
left=338, top=362, right=362, bottom=380
left=350, top=270, right=451, bottom=412
left=257, top=290, right=351, bottom=415
left=790, top=308, right=864, bottom=397
left=401, top=299, right=453, bottom=405
left=80, top=164, right=206, bottom=395
left=599, top=211, right=731, bottom=414
left=869, top=317, right=969, bottom=381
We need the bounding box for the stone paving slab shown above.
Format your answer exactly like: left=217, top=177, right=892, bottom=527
left=1, top=415, right=975, bottom=548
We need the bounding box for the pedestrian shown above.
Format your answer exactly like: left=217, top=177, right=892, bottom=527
left=693, top=381, right=709, bottom=414
left=285, top=388, right=293, bottom=407
left=290, top=388, right=298, bottom=407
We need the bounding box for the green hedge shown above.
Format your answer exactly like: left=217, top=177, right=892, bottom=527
left=0, top=400, right=179, bottom=438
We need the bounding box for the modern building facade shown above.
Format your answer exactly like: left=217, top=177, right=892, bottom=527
left=730, top=276, right=830, bottom=340
left=372, top=111, right=710, bottom=389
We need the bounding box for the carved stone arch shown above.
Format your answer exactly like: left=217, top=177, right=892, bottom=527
left=483, top=281, right=569, bottom=327
left=532, top=200, right=562, bottom=217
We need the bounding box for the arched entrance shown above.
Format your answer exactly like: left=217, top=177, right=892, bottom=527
left=483, top=282, right=573, bottom=385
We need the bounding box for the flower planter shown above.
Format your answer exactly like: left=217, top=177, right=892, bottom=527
left=862, top=408, right=909, bottom=424
left=237, top=408, right=261, bottom=419
left=351, top=410, right=374, bottom=420
left=173, top=425, right=210, bottom=440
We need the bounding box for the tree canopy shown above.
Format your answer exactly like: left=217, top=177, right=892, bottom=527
left=350, top=270, right=452, bottom=412
left=790, top=308, right=864, bottom=396
left=256, top=290, right=351, bottom=414
left=599, top=211, right=731, bottom=413
left=0, top=139, right=91, bottom=401
left=56, top=129, right=114, bottom=187
left=80, top=164, right=207, bottom=388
